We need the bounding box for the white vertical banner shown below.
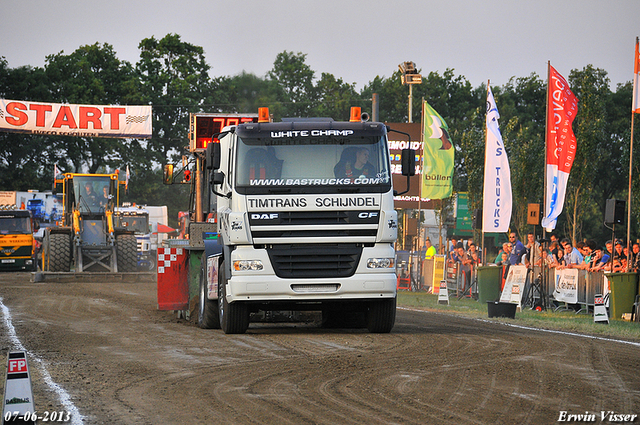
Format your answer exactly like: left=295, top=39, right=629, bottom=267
left=482, top=86, right=512, bottom=232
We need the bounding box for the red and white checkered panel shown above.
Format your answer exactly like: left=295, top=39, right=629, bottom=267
left=157, top=247, right=185, bottom=274
left=157, top=247, right=189, bottom=311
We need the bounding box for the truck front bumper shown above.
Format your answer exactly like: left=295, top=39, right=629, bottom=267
left=0, top=257, right=35, bottom=271
left=226, top=245, right=396, bottom=303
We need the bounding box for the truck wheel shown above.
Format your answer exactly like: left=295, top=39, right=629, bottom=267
left=218, top=262, right=249, bottom=334
left=198, top=264, right=220, bottom=329
left=46, top=233, right=71, bottom=272
left=116, top=234, right=138, bottom=272
left=147, top=255, right=156, bottom=272
left=366, top=297, right=396, bottom=333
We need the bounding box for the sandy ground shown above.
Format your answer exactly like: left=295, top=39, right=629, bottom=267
left=1, top=272, right=639, bottom=424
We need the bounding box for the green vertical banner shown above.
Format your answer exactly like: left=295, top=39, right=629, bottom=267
left=456, top=192, right=472, bottom=231
left=421, top=101, right=454, bottom=199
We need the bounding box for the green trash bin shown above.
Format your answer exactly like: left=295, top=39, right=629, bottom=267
left=477, top=265, right=503, bottom=303
left=607, top=272, right=639, bottom=320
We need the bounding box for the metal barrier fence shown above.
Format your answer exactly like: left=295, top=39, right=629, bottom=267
left=414, top=258, right=615, bottom=310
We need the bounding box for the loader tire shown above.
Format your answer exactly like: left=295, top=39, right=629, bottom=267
left=116, top=234, right=138, bottom=272
left=46, top=233, right=71, bottom=272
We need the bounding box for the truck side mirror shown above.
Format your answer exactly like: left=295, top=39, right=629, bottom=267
left=206, top=142, right=221, bottom=170
left=401, top=148, right=416, bottom=176
left=394, top=148, right=416, bottom=197
left=212, top=171, right=224, bottom=185
left=163, top=164, right=174, bottom=185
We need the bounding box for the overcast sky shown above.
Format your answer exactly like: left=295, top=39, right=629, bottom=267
left=3, top=0, right=639, bottom=94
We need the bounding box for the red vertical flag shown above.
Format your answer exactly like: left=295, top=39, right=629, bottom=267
left=633, top=37, right=640, bottom=113
left=541, top=65, right=579, bottom=230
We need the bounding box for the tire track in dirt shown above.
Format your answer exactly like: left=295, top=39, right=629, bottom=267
left=1, top=275, right=639, bottom=424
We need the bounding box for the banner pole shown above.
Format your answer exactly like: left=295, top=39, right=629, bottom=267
left=417, top=99, right=424, bottom=289
left=542, top=61, right=551, bottom=308
left=481, top=81, right=490, bottom=266
left=627, top=110, right=635, bottom=271
left=627, top=38, right=638, bottom=271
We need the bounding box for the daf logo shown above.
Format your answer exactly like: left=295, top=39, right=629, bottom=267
left=358, top=212, right=378, bottom=219
left=251, top=213, right=279, bottom=220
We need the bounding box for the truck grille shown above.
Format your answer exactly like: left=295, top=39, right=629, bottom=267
left=253, top=229, right=375, bottom=238
left=250, top=210, right=378, bottom=225
left=249, top=210, right=379, bottom=242
left=266, top=244, right=362, bottom=278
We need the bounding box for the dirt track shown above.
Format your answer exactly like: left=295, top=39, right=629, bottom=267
left=1, top=272, right=639, bottom=424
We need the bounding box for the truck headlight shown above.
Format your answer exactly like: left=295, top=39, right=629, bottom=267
left=367, top=258, right=394, bottom=269
left=233, top=260, right=264, bottom=271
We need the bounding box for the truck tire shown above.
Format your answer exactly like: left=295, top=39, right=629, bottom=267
left=147, top=255, right=156, bottom=272
left=116, top=234, right=138, bottom=272
left=366, top=297, right=396, bottom=333
left=198, top=264, right=220, bottom=329
left=46, top=233, right=71, bottom=272
left=218, top=262, right=249, bottom=334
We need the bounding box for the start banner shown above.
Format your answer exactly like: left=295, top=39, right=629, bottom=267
left=0, top=99, right=152, bottom=139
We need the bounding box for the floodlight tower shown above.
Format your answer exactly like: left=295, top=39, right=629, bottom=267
left=398, top=62, right=422, bottom=122
left=398, top=61, right=422, bottom=123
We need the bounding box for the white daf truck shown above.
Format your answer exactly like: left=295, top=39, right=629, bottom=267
left=199, top=107, right=414, bottom=334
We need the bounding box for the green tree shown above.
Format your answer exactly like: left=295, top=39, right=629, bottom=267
left=0, top=59, right=57, bottom=190
left=211, top=72, right=281, bottom=114
left=267, top=51, right=316, bottom=118
left=136, top=33, right=211, bottom=163
left=493, top=74, right=546, bottom=236
left=361, top=71, right=407, bottom=122
left=418, top=71, right=482, bottom=204
left=566, top=65, right=615, bottom=243
left=611, top=82, right=640, bottom=240
left=312, top=73, right=360, bottom=120
left=44, top=42, right=138, bottom=174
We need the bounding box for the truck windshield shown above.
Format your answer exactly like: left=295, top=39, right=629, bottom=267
left=235, top=130, right=391, bottom=194
left=0, top=216, right=32, bottom=234
left=73, top=176, right=113, bottom=213
left=117, top=215, right=149, bottom=233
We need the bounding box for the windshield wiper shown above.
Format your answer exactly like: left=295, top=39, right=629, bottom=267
left=267, top=188, right=292, bottom=194
left=336, top=187, right=362, bottom=193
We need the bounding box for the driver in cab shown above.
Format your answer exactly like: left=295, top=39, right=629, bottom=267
left=334, top=147, right=375, bottom=181
left=83, top=182, right=97, bottom=204
left=99, top=185, right=110, bottom=207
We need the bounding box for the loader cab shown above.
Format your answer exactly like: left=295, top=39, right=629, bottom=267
left=72, top=175, right=116, bottom=214
left=53, top=173, right=119, bottom=225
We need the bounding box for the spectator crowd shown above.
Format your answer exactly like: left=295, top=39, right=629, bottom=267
left=443, top=232, right=640, bottom=274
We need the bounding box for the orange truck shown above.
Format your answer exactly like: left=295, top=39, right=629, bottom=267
left=0, top=208, right=36, bottom=271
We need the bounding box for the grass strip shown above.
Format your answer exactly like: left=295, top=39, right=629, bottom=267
left=397, top=291, right=640, bottom=342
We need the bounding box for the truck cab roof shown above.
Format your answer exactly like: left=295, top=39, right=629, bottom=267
left=0, top=210, right=31, bottom=219
left=236, top=120, right=387, bottom=139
